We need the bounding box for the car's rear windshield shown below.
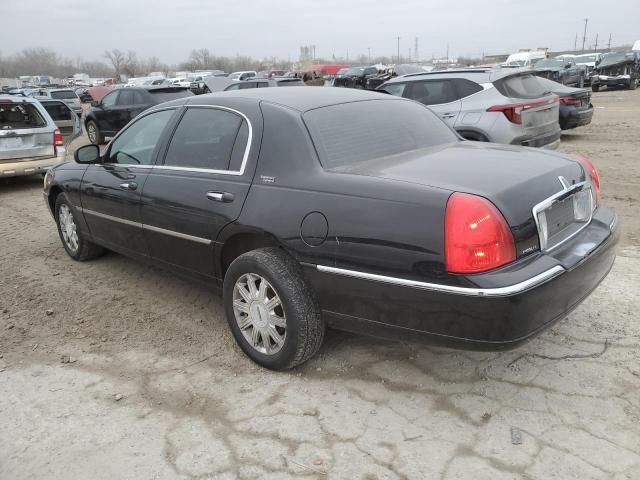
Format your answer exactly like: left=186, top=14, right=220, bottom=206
left=51, top=90, right=77, bottom=99
left=493, top=74, right=549, bottom=99
left=303, top=99, right=458, bottom=170
left=148, top=89, right=194, bottom=102
left=0, top=102, right=47, bottom=129
left=535, top=59, right=563, bottom=68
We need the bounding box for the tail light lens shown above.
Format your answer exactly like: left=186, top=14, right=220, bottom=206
left=559, top=96, right=580, bottom=105
left=53, top=129, right=64, bottom=147
left=445, top=193, right=516, bottom=274
left=576, top=154, right=601, bottom=205
left=487, top=97, right=558, bottom=125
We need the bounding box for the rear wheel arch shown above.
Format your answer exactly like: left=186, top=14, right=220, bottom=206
left=458, top=130, right=489, bottom=142
left=220, top=231, right=287, bottom=278
left=48, top=185, right=64, bottom=214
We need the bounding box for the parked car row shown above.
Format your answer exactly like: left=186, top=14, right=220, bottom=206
left=42, top=87, right=617, bottom=370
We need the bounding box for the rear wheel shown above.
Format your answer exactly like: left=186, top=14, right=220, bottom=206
left=223, top=248, right=324, bottom=370
left=55, top=193, right=105, bottom=261
left=630, top=77, right=637, bottom=90
left=592, top=84, right=600, bottom=92
left=86, top=120, right=104, bottom=145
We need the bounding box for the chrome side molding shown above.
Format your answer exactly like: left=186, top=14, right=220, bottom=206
left=315, top=265, right=566, bottom=297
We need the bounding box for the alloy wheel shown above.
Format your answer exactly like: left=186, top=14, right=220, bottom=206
left=59, top=204, right=79, bottom=253
left=87, top=123, right=96, bottom=143
left=232, top=273, right=286, bottom=355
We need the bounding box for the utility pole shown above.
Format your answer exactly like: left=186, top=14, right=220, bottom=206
left=395, top=36, right=400, bottom=64
left=582, top=18, right=589, bottom=52
left=608, top=33, right=612, bottom=51
left=574, top=33, right=578, bottom=51
left=594, top=34, right=598, bottom=52
left=414, top=37, right=419, bottom=63
left=446, top=43, right=449, bottom=63
left=367, top=47, right=371, bottom=63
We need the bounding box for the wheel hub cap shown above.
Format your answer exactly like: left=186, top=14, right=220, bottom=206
left=59, top=204, right=79, bottom=253
left=232, top=273, right=286, bottom=355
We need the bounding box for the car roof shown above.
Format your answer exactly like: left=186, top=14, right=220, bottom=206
left=0, top=94, right=41, bottom=104
left=385, top=67, right=529, bottom=84
left=183, top=87, right=397, bottom=112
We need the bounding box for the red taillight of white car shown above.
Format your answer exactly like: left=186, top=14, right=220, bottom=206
left=575, top=153, right=601, bottom=205
left=487, top=97, right=558, bottom=125
left=445, top=193, right=516, bottom=274
left=53, top=129, right=64, bottom=147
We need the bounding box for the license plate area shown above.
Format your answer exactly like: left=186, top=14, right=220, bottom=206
left=535, top=183, right=594, bottom=251
left=1, top=137, right=23, bottom=149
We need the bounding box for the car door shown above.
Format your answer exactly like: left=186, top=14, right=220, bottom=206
left=80, top=108, right=178, bottom=257
left=404, top=79, right=462, bottom=127
left=140, top=105, right=255, bottom=279
left=113, top=89, right=140, bottom=132
left=93, top=90, right=119, bottom=135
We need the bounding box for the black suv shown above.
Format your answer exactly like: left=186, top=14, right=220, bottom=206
left=84, top=86, right=193, bottom=144
left=333, top=66, right=379, bottom=89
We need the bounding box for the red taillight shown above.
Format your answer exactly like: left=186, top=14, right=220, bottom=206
left=487, top=97, right=558, bottom=125
left=576, top=154, right=601, bottom=205
left=445, top=193, right=516, bottom=274
left=559, top=96, right=580, bottom=106
left=53, top=129, right=64, bottom=147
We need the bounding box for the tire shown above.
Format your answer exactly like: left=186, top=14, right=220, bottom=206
left=630, top=78, right=637, bottom=90
left=86, top=120, right=104, bottom=145
left=223, top=248, right=324, bottom=370
left=592, top=84, right=600, bottom=92
left=55, top=193, right=105, bottom=261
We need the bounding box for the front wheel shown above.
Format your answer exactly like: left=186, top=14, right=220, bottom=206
left=55, top=193, right=105, bottom=261
left=592, top=84, right=600, bottom=92
left=86, top=120, right=104, bottom=145
left=630, top=78, right=637, bottom=90
left=223, top=248, right=324, bottom=370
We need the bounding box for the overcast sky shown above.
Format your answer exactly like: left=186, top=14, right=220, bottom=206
left=5, top=0, right=639, bottom=63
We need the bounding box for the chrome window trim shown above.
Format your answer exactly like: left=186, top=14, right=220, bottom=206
left=158, top=104, right=254, bottom=176
left=316, top=265, right=565, bottom=297
left=80, top=208, right=212, bottom=245
left=532, top=178, right=594, bottom=252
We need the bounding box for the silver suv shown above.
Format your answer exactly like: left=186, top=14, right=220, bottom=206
left=29, top=88, right=83, bottom=117
left=378, top=68, right=561, bottom=149
left=1, top=95, right=69, bottom=177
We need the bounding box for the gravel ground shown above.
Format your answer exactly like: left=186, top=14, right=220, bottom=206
left=1, top=89, right=639, bottom=480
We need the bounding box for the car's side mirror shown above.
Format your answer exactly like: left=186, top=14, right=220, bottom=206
left=75, top=144, right=100, bottom=164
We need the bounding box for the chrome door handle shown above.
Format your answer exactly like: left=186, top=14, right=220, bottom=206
left=206, top=191, right=234, bottom=203
left=119, top=182, right=138, bottom=190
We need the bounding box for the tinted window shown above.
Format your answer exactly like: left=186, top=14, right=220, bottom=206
left=107, top=109, right=174, bottom=165
left=41, top=102, right=72, bottom=120
left=379, top=83, right=406, bottom=97
left=228, top=121, right=249, bottom=171
left=50, top=90, right=77, bottom=99
left=225, top=83, right=241, bottom=91
left=117, top=90, right=134, bottom=105
left=405, top=80, right=458, bottom=105
left=304, top=99, right=458, bottom=170
left=239, top=82, right=258, bottom=89
left=276, top=79, right=305, bottom=87
left=148, top=89, right=193, bottom=102
left=163, top=108, right=243, bottom=171
left=257, top=81, right=270, bottom=88
left=101, top=91, right=118, bottom=107
left=494, top=74, right=548, bottom=99
left=133, top=91, right=146, bottom=104
left=364, top=67, right=378, bottom=75
left=453, top=79, right=483, bottom=98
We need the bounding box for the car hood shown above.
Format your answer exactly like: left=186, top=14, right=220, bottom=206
left=331, top=141, right=585, bottom=227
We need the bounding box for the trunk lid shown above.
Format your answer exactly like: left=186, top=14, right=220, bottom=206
left=0, top=128, right=55, bottom=161
left=331, top=141, right=584, bottom=229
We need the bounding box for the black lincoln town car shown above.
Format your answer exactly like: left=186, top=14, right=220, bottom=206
left=44, top=88, right=617, bottom=370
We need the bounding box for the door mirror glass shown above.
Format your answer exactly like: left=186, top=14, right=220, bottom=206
left=75, top=144, right=100, bottom=164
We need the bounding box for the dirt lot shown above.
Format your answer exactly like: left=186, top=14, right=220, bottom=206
left=1, top=89, right=639, bottom=480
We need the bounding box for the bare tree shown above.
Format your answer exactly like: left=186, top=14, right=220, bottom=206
left=104, top=49, right=125, bottom=80
left=123, top=50, right=138, bottom=77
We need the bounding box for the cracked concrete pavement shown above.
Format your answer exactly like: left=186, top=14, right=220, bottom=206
left=1, top=89, right=639, bottom=479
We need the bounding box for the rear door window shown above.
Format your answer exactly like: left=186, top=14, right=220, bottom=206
left=453, top=79, right=483, bottom=98
left=163, top=107, right=245, bottom=171
left=405, top=80, right=459, bottom=105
